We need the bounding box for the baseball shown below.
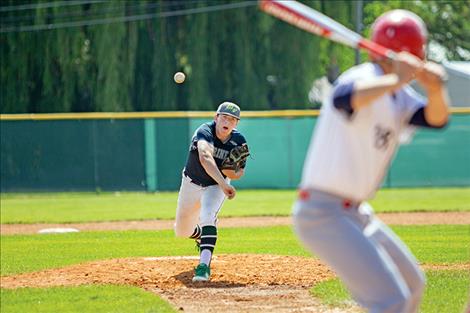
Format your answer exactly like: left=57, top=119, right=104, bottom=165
left=174, top=72, right=185, bottom=84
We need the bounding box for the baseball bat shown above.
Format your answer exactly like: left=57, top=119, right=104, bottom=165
left=259, top=0, right=395, bottom=59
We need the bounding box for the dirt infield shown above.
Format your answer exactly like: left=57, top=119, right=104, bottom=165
left=0, top=255, right=349, bottom=312
left=1, top=212, right=469, bottom=312
left=1, top=254, right=467, bottom=313
left=2, top=211, right=470, bottom=235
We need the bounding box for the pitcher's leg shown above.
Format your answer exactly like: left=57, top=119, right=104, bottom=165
left=293, top=200, right=411, bottom=313
left=198, top=185, right=226, bottom=264
left=200, top=183, right=226, bottom=227
left=174, top=176, right=203, bottom=238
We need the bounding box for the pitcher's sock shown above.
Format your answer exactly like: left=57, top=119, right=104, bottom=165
left=199, top=225, right=217, bottom=265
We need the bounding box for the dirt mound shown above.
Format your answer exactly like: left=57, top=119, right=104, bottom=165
left=1, top=254, right=362, bottom=312
left=2, top=254, right=467, bottom=312
left=1, top=254, right=334, bottom=290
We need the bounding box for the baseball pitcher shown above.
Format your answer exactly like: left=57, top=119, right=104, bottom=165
left=293, top=10, right=449, bottom=313
left=174, top=102, right=249, bottom=282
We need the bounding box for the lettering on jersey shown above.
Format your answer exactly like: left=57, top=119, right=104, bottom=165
left=374, top=125, right=393, bottom=150
left=213, top=147, right=229, bottom=160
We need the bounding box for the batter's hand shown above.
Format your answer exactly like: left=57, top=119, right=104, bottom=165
left=392, top=52, right=422, bottom=84
left=415, top=62, right=447, bottom=91
left=221, top=183, right=236, bottom=200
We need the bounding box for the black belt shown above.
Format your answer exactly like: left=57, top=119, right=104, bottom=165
left=183, top=170, right=206, bottom=187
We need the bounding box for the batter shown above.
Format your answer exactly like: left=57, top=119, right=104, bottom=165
left=293, top=10, right=449, bottom=313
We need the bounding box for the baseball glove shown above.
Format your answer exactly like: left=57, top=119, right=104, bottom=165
left=221, top=144, right=250, bottom=172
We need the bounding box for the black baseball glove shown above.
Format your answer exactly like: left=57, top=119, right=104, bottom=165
left=221, top=144, right=250, bottom=172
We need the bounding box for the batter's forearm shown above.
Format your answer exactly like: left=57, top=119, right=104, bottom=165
left=423, top=87, right=449, bottom=127
left=352, top=74, right=403, bottom=110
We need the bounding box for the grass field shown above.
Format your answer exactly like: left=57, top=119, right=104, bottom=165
left=1, top=188, right=470, bottom=312
left=1, top=285, right=176, bottom=313
left=2, top=225, right=467, bottom=275
left=1, top=187, right=469, bottom=223
left=311, top=270, right=470, bottom=313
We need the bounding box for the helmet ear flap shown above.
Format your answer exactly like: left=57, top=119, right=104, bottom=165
left=370, top=10, right=427, bottom=60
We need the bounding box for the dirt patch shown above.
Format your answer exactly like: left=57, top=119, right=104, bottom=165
left=420, top=263, right=470, bottom=271
left=2, top=212, right=469, bottom=235
left=0, top=255, right=333, bottom=290
left=2, top=254, right=468, bottom=312
left=1, top=254, right=362, bottom=312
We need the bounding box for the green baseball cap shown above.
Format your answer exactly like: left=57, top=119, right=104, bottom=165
left=216, top=102, right=241, bottom=119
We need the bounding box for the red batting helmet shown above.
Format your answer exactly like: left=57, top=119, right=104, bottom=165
left=371, top=9, right=427, bottom=59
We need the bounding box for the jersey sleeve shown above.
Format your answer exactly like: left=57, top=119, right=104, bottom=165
left=189, top=123, right=214, bottom=151
left=331, top=63, right=377, bottom=118
left=195, top=125, right=214, bottom=144
left=398, top=85, right=426, bottom=127
left=332, top=81, right=355, bottom=117
left=237, top=132, right=247, bottom=145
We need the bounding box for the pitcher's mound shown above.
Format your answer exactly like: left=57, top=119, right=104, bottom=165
left=1, top=254, right=362, bottom=312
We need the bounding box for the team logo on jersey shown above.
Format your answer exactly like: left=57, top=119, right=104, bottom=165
left=213, top=147, right=229, bottom=160
left=374, top=125, right=393, bottom=150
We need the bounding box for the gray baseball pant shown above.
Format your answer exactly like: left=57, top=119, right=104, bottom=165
left=293, top=189, right=425, bottom=313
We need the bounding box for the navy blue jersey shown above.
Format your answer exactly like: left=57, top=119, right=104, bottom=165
left=184, top=121, right=247, bottom=187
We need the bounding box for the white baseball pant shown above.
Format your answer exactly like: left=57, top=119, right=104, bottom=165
left=174, top=173, right=227, bottom=237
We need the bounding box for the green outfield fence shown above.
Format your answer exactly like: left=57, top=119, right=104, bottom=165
left=1, top=109, right=469, bottom=192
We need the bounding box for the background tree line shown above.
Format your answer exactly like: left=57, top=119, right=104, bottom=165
left=1, top=0, right=468, bottom=114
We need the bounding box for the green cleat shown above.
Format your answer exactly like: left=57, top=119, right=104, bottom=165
left=192, top=263, right=210, bottom=282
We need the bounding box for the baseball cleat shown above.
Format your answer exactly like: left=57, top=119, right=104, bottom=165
left=192, top=263, right=210, bottom=282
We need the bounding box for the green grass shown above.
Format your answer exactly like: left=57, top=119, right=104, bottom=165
left=394, top=225, right=470, bottom=264
left=0, top=192, right=177, bottom=223
left=1, top=188, right=469, bottom=313
left=312, top=270, right=470, bottom=313
left=368, top=188, right=470, bottom=212
left=1, top=225, right=469, bottom=313
left=0, top=227, right=305, bottom=275
left=0, top=285, right=176, bottom=313
left=421, top=270, right=470, bottom=313
left=1, top=225, right=468, bottom=276
left=310, top=278, right=352, bottom=308
left=1, top=187, right=469, bottom=223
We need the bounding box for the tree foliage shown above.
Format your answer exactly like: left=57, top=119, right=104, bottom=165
left=363, top=0, right=470, bottom=61
left=0, top=0, right=467, bottom=113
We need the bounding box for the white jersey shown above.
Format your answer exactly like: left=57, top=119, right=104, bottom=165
left=300, top=63, right=425, bottom=201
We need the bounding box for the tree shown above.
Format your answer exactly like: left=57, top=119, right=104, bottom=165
left=363, top=0, right=470, bottom=61
left=2, top=0, right=466, bottom=114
